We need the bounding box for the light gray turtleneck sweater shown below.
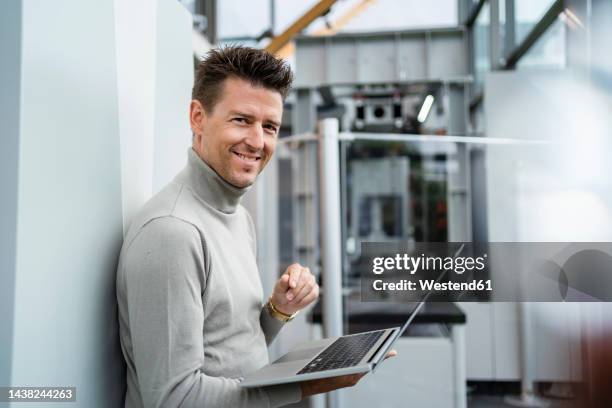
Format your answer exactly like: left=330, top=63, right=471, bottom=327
left=116, top=148, right=302, bottom=408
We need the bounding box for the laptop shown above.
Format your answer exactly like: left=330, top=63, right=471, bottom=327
left=240, top=244, right=464, bottom=387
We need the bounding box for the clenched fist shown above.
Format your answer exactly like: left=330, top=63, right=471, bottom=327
left=271, top=263, right=319, bottom=316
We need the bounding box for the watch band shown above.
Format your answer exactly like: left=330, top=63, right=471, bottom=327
left=267, top=296, right=299, bottom=323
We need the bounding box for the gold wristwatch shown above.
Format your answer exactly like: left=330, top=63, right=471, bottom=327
left=266, top=296, right=299, bottom=323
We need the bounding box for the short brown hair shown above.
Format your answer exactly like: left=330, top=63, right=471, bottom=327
left=192, top=45, right=294, bottom=113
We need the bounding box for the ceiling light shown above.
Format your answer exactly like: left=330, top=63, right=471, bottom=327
left=417, top=95, right=434, bottom=123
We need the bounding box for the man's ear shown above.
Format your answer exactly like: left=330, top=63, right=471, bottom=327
left=189, top=99, right=207, bottom=141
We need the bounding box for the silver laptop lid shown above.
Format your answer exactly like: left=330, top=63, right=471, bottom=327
left=396, top=243, right=465, bottom=338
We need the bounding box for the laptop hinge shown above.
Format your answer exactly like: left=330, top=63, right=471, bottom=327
left=367, top=329, right=396, bottom=363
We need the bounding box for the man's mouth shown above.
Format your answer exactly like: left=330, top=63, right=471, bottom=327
left=232, top=151, right=261, bottom=163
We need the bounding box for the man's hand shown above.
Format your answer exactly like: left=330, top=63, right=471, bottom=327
left=300, top=350, right=397, bottom=397
left=300, top=373, right=365, bottom=398
left=271, top=263, right=319, bottom=316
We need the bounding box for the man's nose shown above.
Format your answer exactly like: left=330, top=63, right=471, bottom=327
left=244, top=125, right=264, bottom=151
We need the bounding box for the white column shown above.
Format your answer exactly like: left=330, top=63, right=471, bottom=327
left=451, top=324, right=467, bottom=408
left=317, top=118, right=344, bottom=408
left=114, top=0, right=157, bottom=233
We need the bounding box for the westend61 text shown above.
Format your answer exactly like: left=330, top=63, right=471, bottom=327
left=373, top=279, right=493, bottom=292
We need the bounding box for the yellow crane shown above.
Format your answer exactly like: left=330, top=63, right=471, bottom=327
left=266, top=0, right=377, bottom=58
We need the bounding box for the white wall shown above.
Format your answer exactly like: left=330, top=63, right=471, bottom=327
left=115, top=0, right=194, bottom=233
left=115, top=0, right=157, bottom=233
left=152, top=0, right=194, bottom=193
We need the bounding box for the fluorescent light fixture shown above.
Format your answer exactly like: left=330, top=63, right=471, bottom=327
left=417, top=94, right=434, bottom=123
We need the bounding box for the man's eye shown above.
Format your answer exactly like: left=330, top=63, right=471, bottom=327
left=265, top=125, right=278, bottom=133
left=233, top=117, right=247, bottom=123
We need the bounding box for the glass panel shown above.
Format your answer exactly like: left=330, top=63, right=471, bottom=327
left=335, top=132, right=612, bottom=328
left=514, top=0, right=557, bottom=45
left=275, top=94, right=612, bottom=327
left=275, top=0, right=458, bottom=36
left=482, top=70, right=612, bottom=242
left=342, top=138, right=465, bottom=309
left=517, top=17, right=566, bottom=69
left=218, top=0, right=270, bottom=40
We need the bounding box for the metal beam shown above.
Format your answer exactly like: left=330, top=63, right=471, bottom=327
left=265, top=0, right=338, bottom=55
left=195, top=0, right=217, bottom=45
left=489, top=0, right=501, bottom=69
left=311, top=0, right=376, bottom=36
left=205, top=0, right=217, bottom=45
left=275, top=0, right=376, bottom=59
left=269, top=0, right=276, bottom=33
left=502, top=0, right=563, bottom=69
left=504, top=0, right=516, bottom=58
left=292, top=88, right=317, bottom=134
left=469, top=90, right=483, bottom=111
left=465, top=0, right=487, bottom=27
left=457, top=0, right=472, bottom=24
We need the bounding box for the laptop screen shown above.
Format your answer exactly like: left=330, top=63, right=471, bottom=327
left=370, top=244, right=465, bottom=372
left=395, top=243, right=465, bottom=338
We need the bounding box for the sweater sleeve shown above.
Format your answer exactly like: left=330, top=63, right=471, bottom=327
left=122, top=216, right=301, bottom=408
left=260, top=303, right=286, bottom=345
left=242, top=208, right=288, bottom=346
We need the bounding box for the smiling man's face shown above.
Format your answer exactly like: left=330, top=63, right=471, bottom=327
left=190, top=76, right=283, bottom=188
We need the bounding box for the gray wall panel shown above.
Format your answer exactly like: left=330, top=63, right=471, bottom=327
left=398, top=34, right=427, bottom=80
left=10, top=1, right=124, bottom=406
left=429, top=32, right=467, bottom=78
left=328, top=39, right=357, bottom=84
left=0, top=0, right=21, bottom=392
left=296, top=42, right=327, bottom=86
left=359, top=37, right=397, bottom=83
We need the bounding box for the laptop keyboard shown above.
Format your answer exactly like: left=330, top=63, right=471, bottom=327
left=297, top=330, right=385, bottom=375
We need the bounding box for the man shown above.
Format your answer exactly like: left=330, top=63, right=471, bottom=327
left=116, top=46, right=371, bottom=408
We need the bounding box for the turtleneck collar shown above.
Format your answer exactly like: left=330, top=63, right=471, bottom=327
left=181, top=148, right=250, bottom=214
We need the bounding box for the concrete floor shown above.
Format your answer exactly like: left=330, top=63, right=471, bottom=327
left=469, top=395, right=575, bottom=408
left=285, top=393, right=579, bottom=408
